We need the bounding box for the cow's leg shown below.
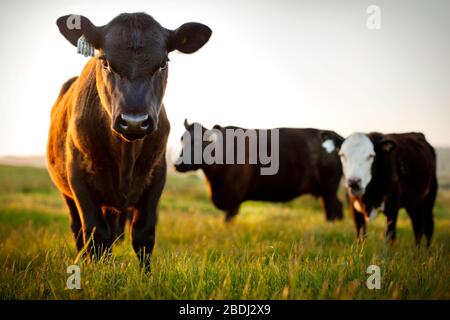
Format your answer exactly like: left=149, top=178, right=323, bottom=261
left=407, top=206, right=424, bottom=246
left=409, top=178, right=437, bottom=248
left=423, top=209, right=435, bottom=249
left=423, top=177, right=437, bottom=248
left=104, top=208, right=127, bottom=244
left=349, top=197, right=366, bottom=239
left=68, top=163, right=112, bottom=259
left=116, top=211, right=130, bottom=241
left=131, top=163, right=166, bottom=273
left=322, top=192, right=343, bottom=221
left=384, top=205, right=399, bottom=245
left=225, top=206, right=240, bottom=223
left=63, top=195, right=84, bottom=252
left=351, top=205, right=366, bottom=239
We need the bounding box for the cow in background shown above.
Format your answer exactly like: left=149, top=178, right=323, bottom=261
left=335, top=132, right=437, bottom=246
left=175, top=120, right=344, bottom=222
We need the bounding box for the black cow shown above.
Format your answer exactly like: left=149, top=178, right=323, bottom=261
left=334, top=132, right=437, bottom=246
left=174, top=120, right=344, bottom=222
left=47, top=13, right=211, bottom=271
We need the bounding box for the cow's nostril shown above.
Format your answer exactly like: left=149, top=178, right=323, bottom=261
left=348, top=177, right=362, bottom=190
left=141, top=118, right=149, bottom=129
left=118, top=113, right=151, bottom=135
left=119, top=117, right=128, bottom=129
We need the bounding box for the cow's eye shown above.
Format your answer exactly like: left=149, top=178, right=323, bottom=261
left=367, top=154, right=375, bottom=160
left=339, top=153, right=345, bottom=159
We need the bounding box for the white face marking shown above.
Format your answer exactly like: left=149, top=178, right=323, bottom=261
left=321, top=139, right=335, bottom=153
left=339, top=133, right=375, bottom=195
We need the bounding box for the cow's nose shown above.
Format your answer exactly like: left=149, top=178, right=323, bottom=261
left=348, top=177, right=362, bottom=191
left=119, top=114, right=149, bottom=132
left=114, top=113, right=156, bottom=136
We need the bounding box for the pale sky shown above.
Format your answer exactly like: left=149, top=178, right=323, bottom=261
left=0, top=0, right=449, bottom=156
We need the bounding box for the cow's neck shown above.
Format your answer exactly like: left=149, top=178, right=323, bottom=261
left=113, top=137, right=143, bottom=193
left=362, top=177, right=391, bottom=209
left=201, top=164, right=225, bottom=190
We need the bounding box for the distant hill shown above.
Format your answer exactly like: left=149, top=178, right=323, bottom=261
left=2, top=147, right=450, bottom=182
left=437, top=148, right=450, bottom=174
left=436, top=148, right=450, bottom=187
left=0, top=156, right=47, bottom=168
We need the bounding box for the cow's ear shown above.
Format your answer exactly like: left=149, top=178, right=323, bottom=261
left=168, top=22, right=212, bottom=53
left=369, top=132, right=396, bottom=153
left=368, top=132, right=384, bottom=143
left=213, top=124, right=222, bottom=130
left=56, top=15, right=103, bottom=48
left=380, top=139, right=396, bottom=153
left=321, top=131, right=344, bottom=151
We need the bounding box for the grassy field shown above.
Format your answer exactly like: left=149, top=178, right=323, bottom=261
left=0, top=164, right=449, bottom=299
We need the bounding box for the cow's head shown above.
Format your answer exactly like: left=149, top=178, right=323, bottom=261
left=174, top=119, right=218, bottom=172
left=336, top=132, right=396, bottom=197
left=57, top=13, right=211, bottom=141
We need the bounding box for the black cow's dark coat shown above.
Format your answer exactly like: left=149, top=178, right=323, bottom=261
left=47, top=13, right=211, bottom=271
left=176, top=123, right=344, bottom=222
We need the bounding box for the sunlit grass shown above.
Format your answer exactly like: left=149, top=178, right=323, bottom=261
left=0, top=165, right=449, bottom=299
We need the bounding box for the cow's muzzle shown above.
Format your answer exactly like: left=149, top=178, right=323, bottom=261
left=174, top=163, right=190, bottom=172
left=113, top=113, right=156, bottom=140
left=347, top=177, right=364, bottom=197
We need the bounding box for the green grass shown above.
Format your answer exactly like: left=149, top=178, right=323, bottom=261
left=0, top=164, right=449, bottom=299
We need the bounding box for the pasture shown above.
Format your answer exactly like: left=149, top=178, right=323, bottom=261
left=0, top=164, right=449, bottom=299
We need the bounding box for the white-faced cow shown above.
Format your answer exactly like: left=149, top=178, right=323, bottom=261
left=47, top=13, right=211, bottom=272
left=175, top=120, right=344, bottom=222
left=334, top=132, right=437, bottom=247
